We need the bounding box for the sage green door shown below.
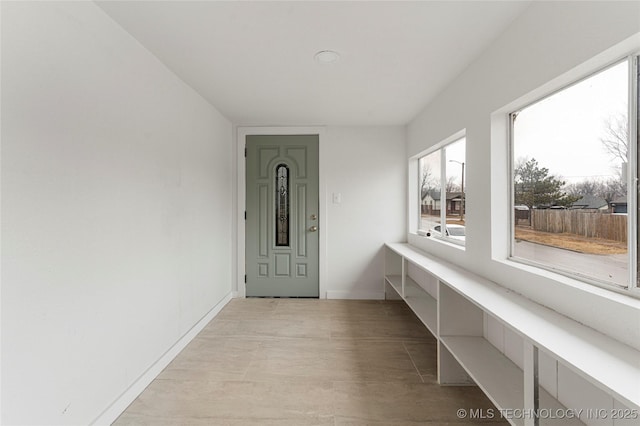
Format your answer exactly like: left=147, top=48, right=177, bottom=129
left=245, top=135, right=319, bottom=297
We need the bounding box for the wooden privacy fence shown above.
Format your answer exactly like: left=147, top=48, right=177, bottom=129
left=531, top=210, right=627, bottom=243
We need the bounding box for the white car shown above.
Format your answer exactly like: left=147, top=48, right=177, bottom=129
left=428, top=224, right=465, bottom=241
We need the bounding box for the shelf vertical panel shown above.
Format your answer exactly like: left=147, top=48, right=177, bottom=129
left=401, top=257, right=406, bottom=298
left=523, top=341, right=537, bottom=426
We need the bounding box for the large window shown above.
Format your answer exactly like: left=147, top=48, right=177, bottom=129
left=418, top=136, right=466, bottom=246
left=510, top=57, right=638, bottom=290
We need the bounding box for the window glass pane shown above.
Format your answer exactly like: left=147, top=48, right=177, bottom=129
left=445, top=138, right=466, bottom=242
left=419, top=150, right=441, bottom=235
left=512, top=61, right=629, bottom=287
left=275, top=164, right=289, bottom=247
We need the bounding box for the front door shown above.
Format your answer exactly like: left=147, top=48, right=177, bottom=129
left=245, top=135, right=319, bottom=297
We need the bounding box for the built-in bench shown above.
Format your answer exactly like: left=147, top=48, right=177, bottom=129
left=385, top=242, right=640, bottom=426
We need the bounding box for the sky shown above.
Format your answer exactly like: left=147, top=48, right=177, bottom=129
left=513, top=59, right=629, bottom=185
left=419, top=137, right=466, bottom=189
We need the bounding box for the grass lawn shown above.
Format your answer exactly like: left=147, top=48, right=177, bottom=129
left=514, top=226, right=627, bottom=255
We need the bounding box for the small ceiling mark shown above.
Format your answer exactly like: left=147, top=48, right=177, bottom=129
left=314, top=50, right=340, bottom=64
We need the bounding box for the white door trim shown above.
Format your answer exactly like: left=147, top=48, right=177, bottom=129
left=236, top=126, right=327, bottom=298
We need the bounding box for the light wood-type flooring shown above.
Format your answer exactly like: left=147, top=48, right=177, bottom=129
left=115, top=299, right=508, bottom=425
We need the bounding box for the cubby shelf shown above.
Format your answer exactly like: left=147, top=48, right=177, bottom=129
left=385, top=274, right=438, bottom=335
left=404, top=276, right=437, bottom=335
left=385, top=242, right=640, bottom=426
left=384, top=275, right=403, bottom=297
left=440, top=336, right=584, bottom=426
left=440, top=336, right=526, bottom=425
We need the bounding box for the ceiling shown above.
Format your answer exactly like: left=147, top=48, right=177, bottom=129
left=97, top=1, right=532, bottom=126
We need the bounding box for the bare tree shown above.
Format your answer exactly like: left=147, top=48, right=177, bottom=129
left=603, top=176, right=626, bottom=201
left=601, top=113, right=628, bottom=163
left=565, top=179, right=605, bottom=198
left=513, top=156, right=529, bottom=175
left=445, top=176, right=461, bottom=193
left=596, top=113, right=629, bottom=200
left=565, top=178, right=625, bottom=203
left=420, top=164, right=437, bottom=201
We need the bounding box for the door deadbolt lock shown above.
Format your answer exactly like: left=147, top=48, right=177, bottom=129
left=309, top=225, right=318, bottom=232
left=310, top=214, right=317, bottom=220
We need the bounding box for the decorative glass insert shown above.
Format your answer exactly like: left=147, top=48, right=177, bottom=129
left=275, top=164, right=290, bottom=246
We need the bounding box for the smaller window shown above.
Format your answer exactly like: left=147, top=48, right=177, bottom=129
left=418, top=136, right=466, bottom=245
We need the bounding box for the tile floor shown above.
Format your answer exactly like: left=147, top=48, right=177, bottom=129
left=114, top=299, right=508, bottom=425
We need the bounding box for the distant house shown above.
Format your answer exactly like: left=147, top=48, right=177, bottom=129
left=535, top=194, right=609, bottom=211
left=569, top=194, right=608, bottom=211
left=610, top=197, right=628, bottom=214
left=422, top=190, right=464, bottom=216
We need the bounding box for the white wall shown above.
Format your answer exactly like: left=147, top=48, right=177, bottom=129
left=323, top=127, right=406, bottom=299
left=407, top=0, right=640, bottom=349
left=1, top=2, right=233, bottom=425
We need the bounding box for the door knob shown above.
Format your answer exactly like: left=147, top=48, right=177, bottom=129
left=309, top=226, right=318, bottom=232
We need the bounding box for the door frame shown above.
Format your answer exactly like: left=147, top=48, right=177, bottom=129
left=236, top=126, right=327, bottom=298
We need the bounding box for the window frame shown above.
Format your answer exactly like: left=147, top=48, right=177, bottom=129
left=416, top=131, right=467, bottom=248
left=507, top=55, right=639, bottom=293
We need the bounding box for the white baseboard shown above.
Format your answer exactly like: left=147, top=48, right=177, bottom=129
left=325, top=290, right=385, bottom=300
left=91, top=292, right=233, bottom=425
